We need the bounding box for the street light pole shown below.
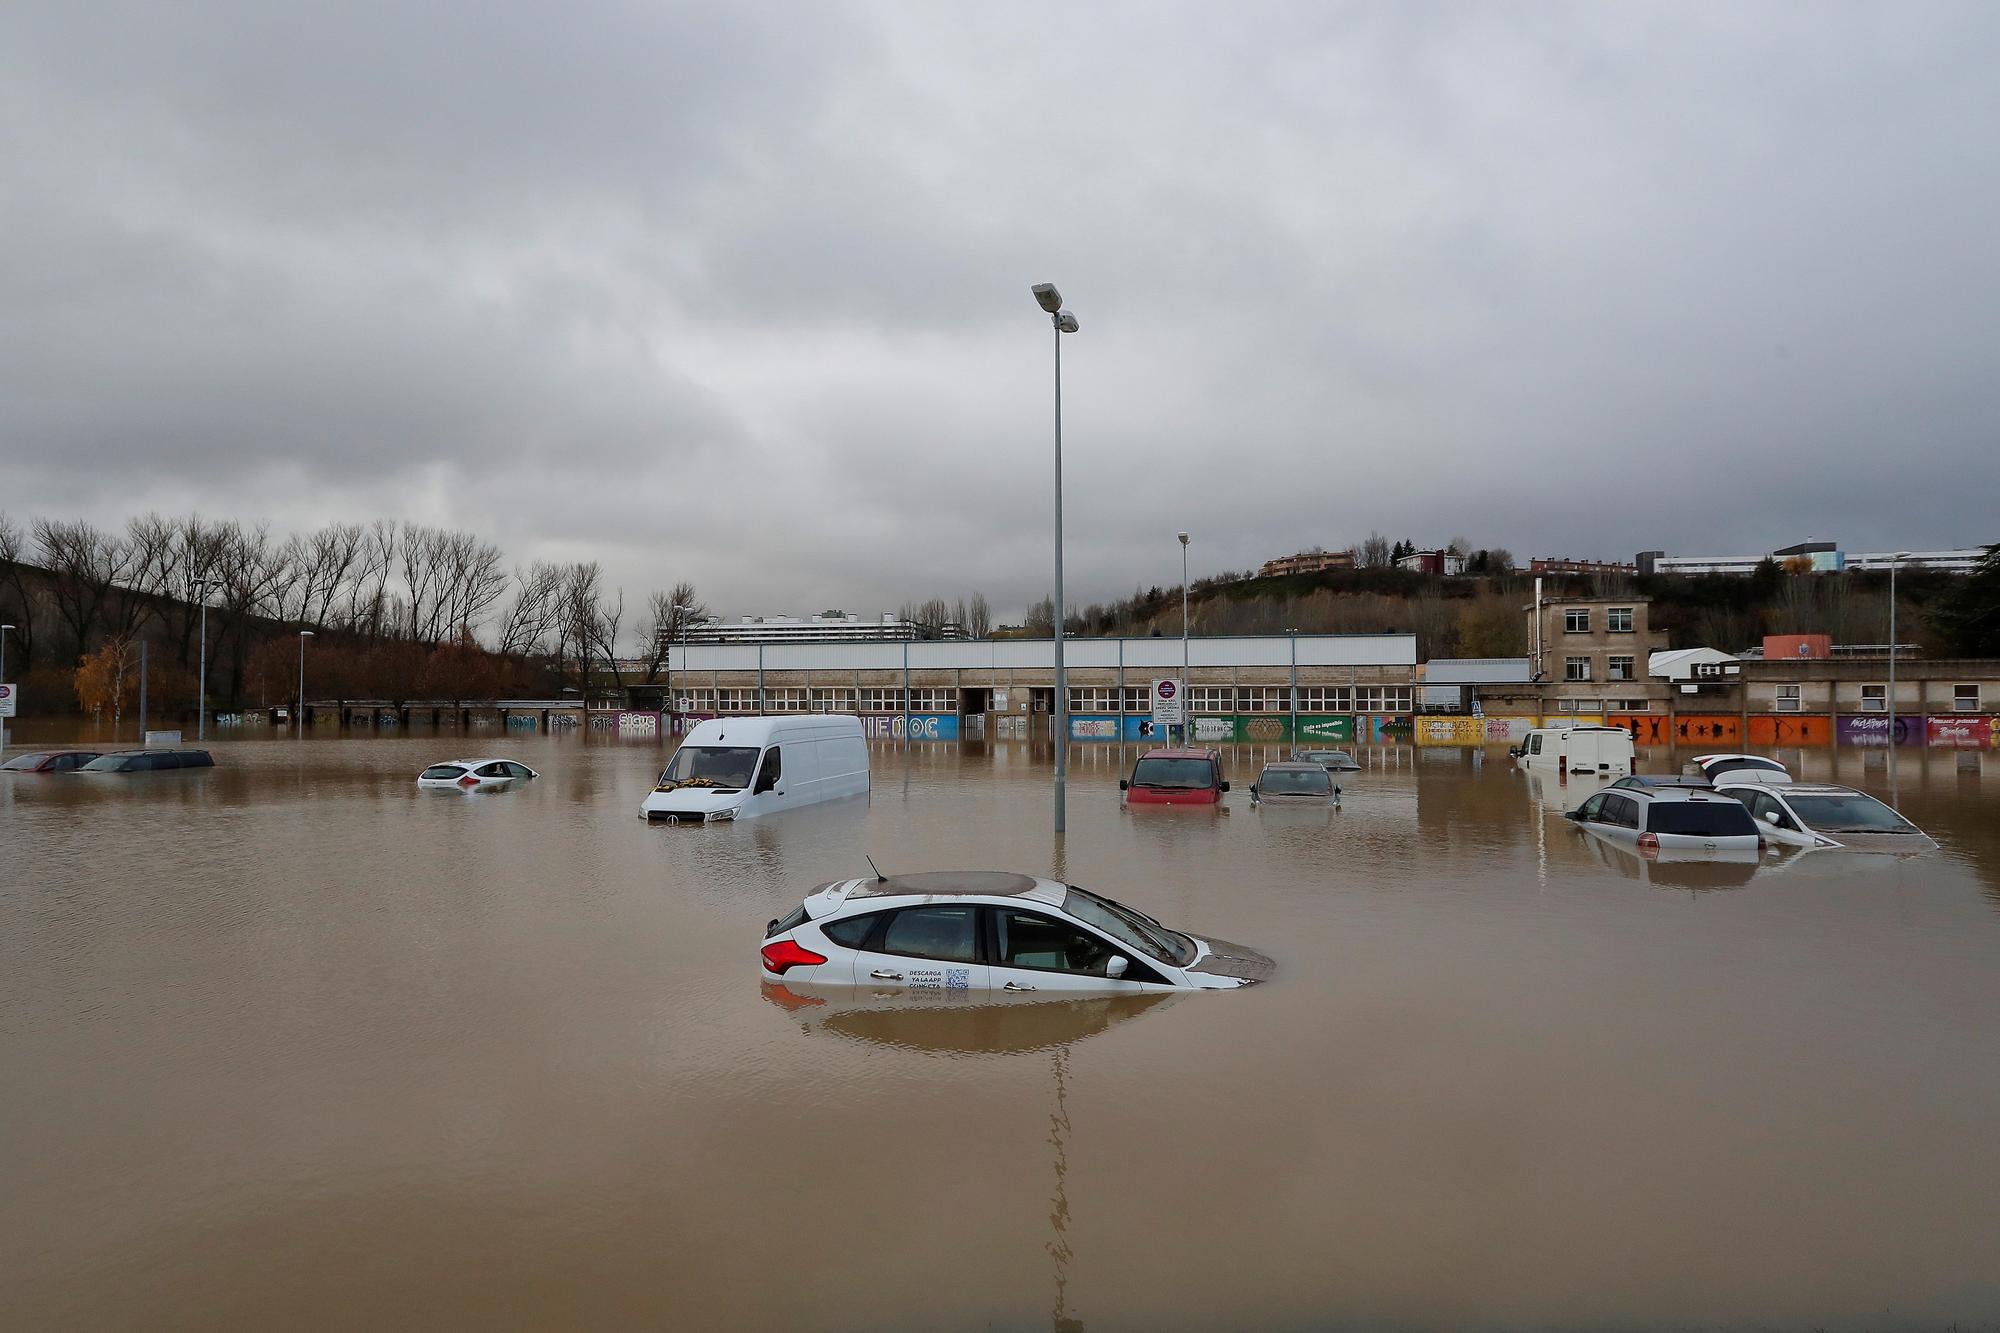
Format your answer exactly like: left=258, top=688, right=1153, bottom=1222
left=1888, top=551, right=1910, bottom=797
left=192, top=579, right=217, bottom=742
left=1178, top=532, right=1191, bottom=747
left=1032, top=283, right=1080, bottom=834
left=1, top=623, right=13, bottom=681
left=297, top=630, right=314, bottom=740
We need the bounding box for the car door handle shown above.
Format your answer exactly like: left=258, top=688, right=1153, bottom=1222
left=869, top=970, right=903, bottom=981
left=1003, top=981, right=1037, bottom=992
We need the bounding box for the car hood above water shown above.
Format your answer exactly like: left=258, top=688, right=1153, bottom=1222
left=1185, top=937, right=1277, bottom=984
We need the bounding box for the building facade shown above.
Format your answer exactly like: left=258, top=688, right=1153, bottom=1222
left=1258, top=549, right=1356, bottom=577
left=1649, top=541, right=1984, bottom=576
left=1529, top=557, right=1637, bottom=575
left=676, top=611, right=958, bottom=646
left=1527, top=596, right=1668, bottom=696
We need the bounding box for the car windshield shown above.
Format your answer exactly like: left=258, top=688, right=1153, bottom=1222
left=1129, top=757, right=1215, bottom=789
left=421, top=764, right=467, bottom=780
left=2, top=753, right=54, bottom=771
left=79, top=754, right=133, bottom=771
left=1061, top=888, right=1193, bottom=966
left=1648, top=802, right=1759, bottom=837
left=661, top=745, right=761, bottom=790
left=1260, top=768, right=1331, bottom=794
left=1784, top=793, right=1916, bottom=833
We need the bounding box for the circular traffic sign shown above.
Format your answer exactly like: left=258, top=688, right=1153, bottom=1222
left=1156, top=680, right=1176, bottom=698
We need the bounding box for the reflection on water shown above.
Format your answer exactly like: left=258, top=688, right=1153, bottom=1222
left=5, top=730, right=2000, bottom=1329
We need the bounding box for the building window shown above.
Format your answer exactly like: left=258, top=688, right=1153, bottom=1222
left=1613, top=699, right=1650, bottom=711
left=1695, top=662, right=1725, bottom=679
left=1775, top=685, right=1802, bottom=713
left=1121, top=686, right=1151, bottom=713
left=861, top=688, right=906, bottom=712
left=1189, top=686, right=1234, bottom=713
left=1608, top=656, right=1635, bottom=681
left=1238, top=686, right=1289, bottom=713
left=810, top=687, right=856, bottom=713
left=1564, top=657, right=1591, bottom=682
left=716, top=688, right=760, bottom=713
left=1296, top=685, right=1352, bottom=711
left=1607, top=607, right=1634, bottom=633
left=1955, top=684, right=1979, bottom=713
left=676, top=688, right=715, bottom=712
left=1555, top=698, right=1601, bottom=713
left=908, top=688, right=958, bottom=713
left=1860, top=684, right=1887, bottom=712
left=1354, top=685, right=1412, bottom=712
left=1068, top=687, right=1122, bottom=714
left=763, top=688, right=809, bottom=712
left=1563, top=609, right=1590, bottom=633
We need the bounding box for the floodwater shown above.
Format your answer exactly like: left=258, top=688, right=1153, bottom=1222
left=4, top=727, right=2000, bottom=1332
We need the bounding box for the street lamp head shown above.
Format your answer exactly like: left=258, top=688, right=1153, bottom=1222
left=1054, top=311, right=1079, bottom=334
left=1032, top=283, right=1063, bottom=314
left=1893, top=550, right=1912, bottom=560
left=299, top=629, right=315, bottom=638
left=1177, top=532, right=1189, bottom=546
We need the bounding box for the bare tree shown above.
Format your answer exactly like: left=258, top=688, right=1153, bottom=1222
left=33, top=517, right=131, bottom=659
left=965, top=592, right=992, bottom=638
left=1357, top=531, right=1392, bottom=569
left=494, top=562, right=567, bottom=657
left=639, top=582, right=707, bottom=683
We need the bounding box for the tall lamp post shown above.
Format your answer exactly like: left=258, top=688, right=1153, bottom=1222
left=191, top=578, right=218, bottom=741
left=668, top=602, right=692, bottom=734
left=1887, top=551, right=1910, bottom=794
left=1178, top=532, right=1191, bottom=747
left=1032, top=282, right=1080, bottom=834
left=296, top=630, right=314, bottom=740
left=1, top=623, right=13, bottom=682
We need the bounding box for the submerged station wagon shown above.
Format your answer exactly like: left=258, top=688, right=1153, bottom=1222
left=760, top=871, right=1274, bottom=993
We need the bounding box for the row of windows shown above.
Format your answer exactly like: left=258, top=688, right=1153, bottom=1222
left=1552, top=699, right=1652, bottom=712
left=1067, top=687, right=1153, bottom=713
left=1563, top=655, right=1638, bottom=682
left=1562, top=607, right=1636, bottom=633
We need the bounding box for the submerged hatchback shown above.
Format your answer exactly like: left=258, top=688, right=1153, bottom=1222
left=417, top=758, right=538, bottom=790
left=1120, top=748, right=1229, bottom=806
left=1716, top=780, right=1934, bottom=851
left=77, top=750, right=214, bottom=773
left=1565, top=787, right=1762, bottom=853
left=760, top=870, right=1273, bottom=994
left=1, top=750, right=102, bottom=773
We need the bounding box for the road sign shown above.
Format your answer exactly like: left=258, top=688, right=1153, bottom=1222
left=0, top=683, right=15, bottom=718
left=1151, top=677, right=1183, bottom=726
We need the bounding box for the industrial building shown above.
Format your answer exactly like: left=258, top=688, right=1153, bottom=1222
left=1644, top=540, right=1985, bottom=577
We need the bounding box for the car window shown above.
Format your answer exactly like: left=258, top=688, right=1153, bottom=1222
left=1528, top=734, right=1543, bottom=755
left=821, top=913, right=880, bottom=948
left=879, top=906, right=978, bottom=962
left=1259, top=768, right=1330, bottom=795
left=754, top=747, right=782, bottom=793
left=421, top=765, right=467, bottom=780
left=1604, top=795, right=1639, bottom=829
left=1783, top=792, right=1913, bottom=833
left=662, top=745, right=760, bottom=789
left=476, top=762, right=509, bottom=778
left=1647, top=802, right=1759, bottom=837
left=2, top=753, right=52, bottom=771
left=53, top=753, right=91, bottom=771
left=1130, top=757, right=1218, bottom=788
left=1577, top=793, right=1606, bottom=820
left=995, top=908, right=1117, bottom=975
left=503, top=762, right=532, bottom=778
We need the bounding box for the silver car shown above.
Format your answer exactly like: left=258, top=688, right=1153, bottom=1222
left=1565, top=786, right=1762, bottom=853
left=1715, top=780, right=1934, bottom=851
left=1250, top=762, right=1339, bottom=806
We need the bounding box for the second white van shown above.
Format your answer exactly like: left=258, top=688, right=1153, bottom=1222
left=642, top=715, right=870, bottom=823
left=1513, top=724, right=1635, bottom=777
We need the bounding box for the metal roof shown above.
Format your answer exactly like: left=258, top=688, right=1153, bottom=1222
left=1422, top=658, right=1532, bottom=684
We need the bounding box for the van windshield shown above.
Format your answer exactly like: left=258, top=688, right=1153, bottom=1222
left=1129, top=757, right=1217, bottom=789
left=661, top=746, right=761, bottom=791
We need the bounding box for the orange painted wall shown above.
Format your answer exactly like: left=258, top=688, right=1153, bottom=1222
left=1673, top=714, right=1741, bottom=744
left=1606, top=714, right=1668, bottom=744
left=1748, top=715, right=1831, bottom=745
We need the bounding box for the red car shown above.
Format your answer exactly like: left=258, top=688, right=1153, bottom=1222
left=1120, top=748, right=1230, bottom=806
left=1, top=750, right=104, bottom=773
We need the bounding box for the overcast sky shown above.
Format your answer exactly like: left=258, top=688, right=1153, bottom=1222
left=5, top=1, right=1997, bottom=623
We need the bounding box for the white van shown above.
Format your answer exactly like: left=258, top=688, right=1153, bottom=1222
left=1513, top=724, right=1635, bottom=777
left=642, top=715, right=869, bottom=823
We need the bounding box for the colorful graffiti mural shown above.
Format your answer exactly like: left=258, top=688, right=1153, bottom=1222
left=1671, top=715, right=1740, bottom=745
left=1747, top=715, right=1832, bottom=746
left=1926, top=715, right=1991, bottom=748
left=1415, top=717, right=1484, bottom=746
left=1606, top=714, right=1668, bottom=744
left=1836, top=715, right=1924, bottom=746
left=861, top=712, right=960, bottom=741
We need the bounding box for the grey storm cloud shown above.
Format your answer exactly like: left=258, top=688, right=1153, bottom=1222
left=4, top=1, right=1998, bottom=623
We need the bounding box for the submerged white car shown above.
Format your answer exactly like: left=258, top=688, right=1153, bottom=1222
left=759, top=871, right=1275, bottom=993
left=417, top=758, right=538, bottom=790
left=1686, top=753, right=1793, bottom=785
left=1715, top=780, right=1935, bottom=850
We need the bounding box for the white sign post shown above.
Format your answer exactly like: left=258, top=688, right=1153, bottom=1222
left=0, top=683, right=16, bottom=718
left=1151, top=677, right=1183, bottom=743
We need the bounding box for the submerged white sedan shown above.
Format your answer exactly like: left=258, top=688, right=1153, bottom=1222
left=416, top=758, right=539, bottom=790
left=759, top=870, right=1274, bottom=994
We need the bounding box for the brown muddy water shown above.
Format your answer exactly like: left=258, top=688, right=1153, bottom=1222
left=4, top=726, right=1999, bottom=1331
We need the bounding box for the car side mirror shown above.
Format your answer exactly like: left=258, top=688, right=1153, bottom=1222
left=1106, top=955, right=1128, bottom=979
left=1563, top=810, right=1583, bottom=821
left=1220, top=781, right=1231, bottom=793
left=1248, top=784, right=1259, bottom=796
left=1763, top=811, right=1780, bottom=825
left=1118, top=779, right=1129, bottom=790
